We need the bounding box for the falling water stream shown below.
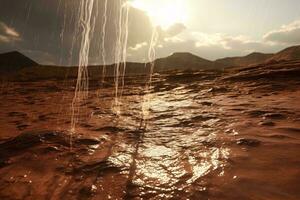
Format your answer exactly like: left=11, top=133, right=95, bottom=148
left=112, top=0, right=130, bottom=115
left=66, top=1, right=231, bottom=199
left=101, top=0, right=108, bottom=84
left=71, top=0, right=132, bottom=135
left=71, top=0, right=158, bottom=136
left=68, top=0, right=229, bottom=198
left=70, top=0, right=95, bottom=146
left=69, top=1, right=162, bottom=195
left=140, top=27, right=159, bottom=129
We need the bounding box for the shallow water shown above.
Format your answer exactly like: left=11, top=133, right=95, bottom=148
left=0, top=70, right=300, bottom=199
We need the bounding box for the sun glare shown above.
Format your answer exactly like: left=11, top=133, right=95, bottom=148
left=130, top=0, right=188, bottom=29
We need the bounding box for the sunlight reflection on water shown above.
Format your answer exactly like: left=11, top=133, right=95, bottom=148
left=106, top=85, right=231, bottom=197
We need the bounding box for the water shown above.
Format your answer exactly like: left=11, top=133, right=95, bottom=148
left=1, top=67, right=300, bottom=199
left=140, top=26, right=159, bottom=129
left=1, top=1, right=300, bottom=199
left=70, top=0, right=160, bottom=137
left=71, top=0, right=131, bottom=135
left=70, top=0, right=95, bottom=143
left=112, top=0, right=130, bottom=115
left=101, top=0, right=108, bottom=84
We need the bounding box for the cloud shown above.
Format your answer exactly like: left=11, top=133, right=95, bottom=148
left=166, top=23, right=186, bottom=37
left=127, top=7, right=153, bottom=47
left=127, top=19, right=300, bottom=62
left=0, top=0, right=157, bottom=65
left=127, top=29, right=286, bottom=62
left=129, top=42, right=148, bottom=51
left=264, top=20, right=300, bottom=45
left=0, top=22, right=21, bottom=43
left=0, top=0, right=298, bottom=65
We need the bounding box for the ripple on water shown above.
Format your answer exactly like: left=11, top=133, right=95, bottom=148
left=89, top=86, right=232, bottom=199
left=123, top=127, right=230, bottom=199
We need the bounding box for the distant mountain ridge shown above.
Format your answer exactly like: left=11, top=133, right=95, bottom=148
left=266, top=45, right=300, bottom=63
left=0, top=45, right=300, bottom=80
left=154, top=52, right=222, bottom=71
left=216, top=52, right=274, bottom=67
left=0, top=51, right=38, bottom=72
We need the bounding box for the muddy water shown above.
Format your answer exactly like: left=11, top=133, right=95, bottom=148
left=0, top=70, right=300, bottom=200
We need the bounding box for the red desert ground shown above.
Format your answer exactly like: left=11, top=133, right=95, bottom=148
left=0, top=45, right=299, bottom=199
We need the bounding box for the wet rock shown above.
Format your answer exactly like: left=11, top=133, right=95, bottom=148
left=267, top=134, right=290, bottom=139
left=152, top=114, right=174, bottom=120
left=192, top=114, right=216, bottom=121
left=278, top=127, right=300, bottom=133
left=80, top=123, right=94, bottom=128
left=92, top=111, right=107, bottom=116
left=258, top=120, right=275, bottom=126
left=8, top=111, right=27, bottom=118
left=75, top=138, right=100, bottom=146
left=79, top=185, right=97, bottom=197
left=200, top=101, right=213, bottom=106
left=38, top=114, right=53, bottom=121
left=201, top=140, right=217, bottom=147
left=236, top=103, right=254, bottom=107
left=0, top=131, right=69, bottom=157
left=225, top=129, right=239, bottom=135
left=231, top=108, right=245, bottom=111
left=43, top=146, right=61, bottom=153
left=92, top=126, right=126, bottom=133
left=246, top=110, right=268, bottom=117
left=236, top=138, right=261, bottom=147
left=169, top=120, right=193, bottom=127
left=263, top=113, right=286, bottom=120
left=16, top=124, right=29, bottom=130
left=207, top=87, right=228, bottom=93
left=45, top=85, right=60, bottom=92
left=222, top=64, right=300, bottom=82
left=0, top=158, right=11, bottom=168
left=24, top=100, right=35, bottom=105
left=73, top=160, right=120, bottom=174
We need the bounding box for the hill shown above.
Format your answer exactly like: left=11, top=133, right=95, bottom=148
left=266, top=45, right=300, bottom=63
left=216, top=52, right=274, bottom=67
left=1, top=45, right=300, bottom=81
left=0, top=51, right=225, bottom=81
left=154, top=52, right=221, bottom=71
left=0, top=51, right=38, bottom=72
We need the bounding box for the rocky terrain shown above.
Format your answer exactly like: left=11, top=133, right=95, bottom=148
left=0, top=57, right=299, bottom=199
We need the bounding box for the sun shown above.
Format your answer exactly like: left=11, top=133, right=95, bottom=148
left=130, top=0, right=188, bottom=29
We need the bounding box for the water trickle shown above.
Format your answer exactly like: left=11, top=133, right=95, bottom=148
left=112, top=0, right=130, bottom=115
left=71, top=0, right=95, bottom=142
left=70, top=0, right=131, bottom=137
left=140, top=27, right=159, bottom=129
left=101, top=0, right=108, bottom=84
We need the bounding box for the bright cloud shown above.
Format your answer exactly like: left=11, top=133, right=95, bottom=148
left=264, top=20, right=300, bottom=45
left=0, top=22, right=20, bottom=43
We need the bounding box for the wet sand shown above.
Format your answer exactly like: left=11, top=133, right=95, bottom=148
left=0, top=61, right=300, bottom=200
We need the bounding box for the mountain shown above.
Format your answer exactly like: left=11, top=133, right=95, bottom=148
left=1, top=45, right=300, bottom=81
left=216, top=52, right=274, bottom=67
left=154, top=52, right=221, bottom=71
left=0, top=51, right=38, bottom=72
left=266, top=45, right=300, bottom=63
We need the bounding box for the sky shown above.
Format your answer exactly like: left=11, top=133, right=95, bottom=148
left=0, top=0, right=300, bottom=65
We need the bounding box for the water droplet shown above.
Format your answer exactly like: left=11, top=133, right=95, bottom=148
left=91, top=185, right=97, bottom=193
